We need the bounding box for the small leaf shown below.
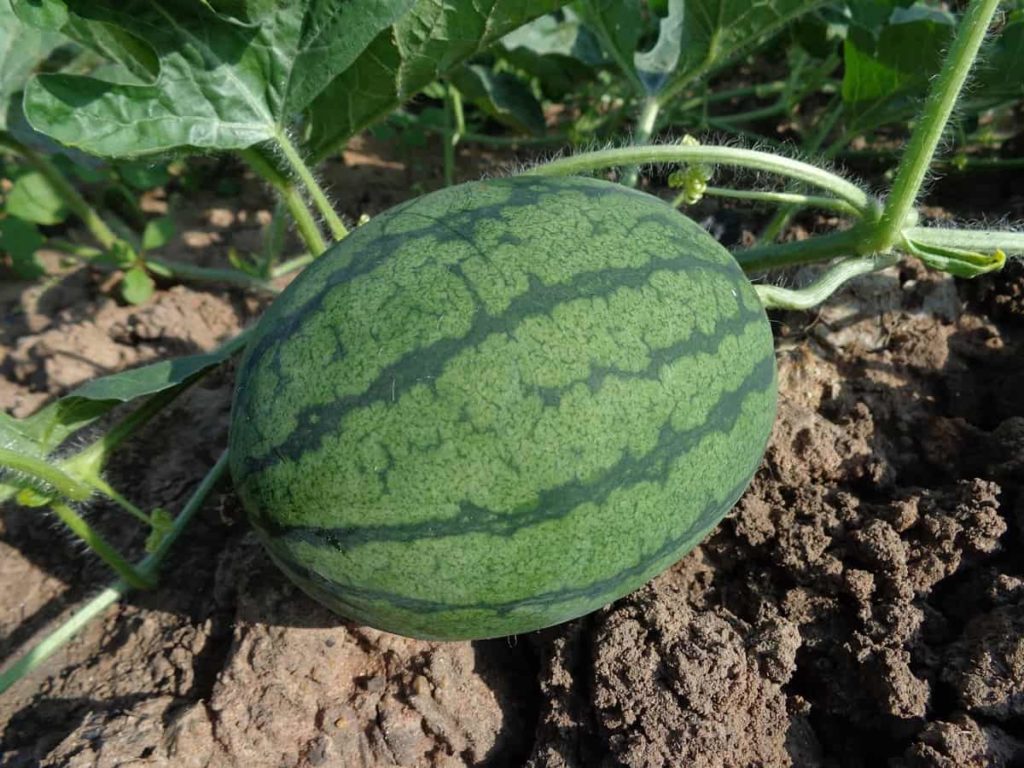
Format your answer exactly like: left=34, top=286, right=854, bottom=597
left=92, top=238, right=136, bottom=268
left=449, top=65, right=546, bottom=135
left=906, top=239, right=1006, bottom=279
left=0, top=216, right=45, bottom=277
left=141, top=216, right=174, bottom=252
left=120, top=264, right=154, bottom=305
left=6, top=170, right=69, bottom=225
left=145, top=507, right=174, bottom=553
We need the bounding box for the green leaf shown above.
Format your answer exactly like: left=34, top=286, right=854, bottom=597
left=575, top=0, right=644, bottom=91
left=973, top=11, right=1024, bottom=100
left=6, top=170, right=69, bottom=224
left=656, top=0, right=822, bottom=100
left=117, top=159, right=171, bottom=191
left=11, top=333, right=248, bottom=458
left=498, top=10, right=601, bottom=98
left=13, top=0, right=161, bottom=84
left=0, top=215, right=45, bottom=277
left=22, top=0, right=415, bottom=157
left=306, top=0, right=565, bottom=161
left=841, top=5, right=955, bottom=130
left=141, top=216, right=174, bottom=252
left=0, top=332, right=246, bottom=503
left=450, top=65, right=546, bottom=135
left=145, top=507, right=173, bottom=553
left=634, top=0, right=684, bottom=94
left=120, top=264, right=154, bottom=305
left=0, top=0, right=63, bottom=131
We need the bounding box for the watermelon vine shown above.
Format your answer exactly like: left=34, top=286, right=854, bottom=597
left=1, top=0, right=1021, bottom=692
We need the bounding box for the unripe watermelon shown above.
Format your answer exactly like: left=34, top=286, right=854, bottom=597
left=229, top=176, right=776, bottom=640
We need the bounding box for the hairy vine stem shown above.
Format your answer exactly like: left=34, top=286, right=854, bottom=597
left=870, top=0, right=1003, bottom=252
left=527, top=144, right=875, bottom=214
left=0, top=452, right=230, bottom=695
left=754, top=254, right=900, bottom=309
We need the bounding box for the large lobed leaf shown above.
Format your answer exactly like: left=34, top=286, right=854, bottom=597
left=305, top=0, right=565, bottom=161
left=579, top=0, right=822, bottom=101
left=0, top=0, right=62, bottom=131
left=841, top=4, right=955, bottom=131
left=19, top=0, right=414, bottom=157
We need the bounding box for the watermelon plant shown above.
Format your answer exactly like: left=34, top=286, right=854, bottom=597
left=1, top=0, right=1023, bottom=688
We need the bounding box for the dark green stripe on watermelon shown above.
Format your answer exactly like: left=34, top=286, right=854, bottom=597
left=229, top=175, right=777, bottom=640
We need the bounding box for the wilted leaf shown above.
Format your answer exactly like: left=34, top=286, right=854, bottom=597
left=306, top=0, right=565, bottom=160
left=22, top=0, right=414, bottom=157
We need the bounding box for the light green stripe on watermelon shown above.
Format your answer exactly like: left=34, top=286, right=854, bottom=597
left=229, top=175, right=777, bottom=640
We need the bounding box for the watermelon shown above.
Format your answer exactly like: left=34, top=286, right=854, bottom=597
left=229, top=176, right=776, bottom=640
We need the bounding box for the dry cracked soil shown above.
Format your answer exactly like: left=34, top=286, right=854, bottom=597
left=1, top=144, right=1023, bottom=767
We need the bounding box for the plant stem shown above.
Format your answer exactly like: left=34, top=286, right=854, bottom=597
left=146, top=257, right=278, bottom=293
left=0, top=449, right=93, bottom=501
left=0, top=452, right=229, bottom=695
left=240, top=148, right=327, bottom=256
left=271, top=252, right=315, bottom=278
left=0, top=132, right=120, bottom=251
left=51, top=237, right=278, bottom=294
left=443, top=83, right=464, bottom=187
left=258, top=199, right=288, bottom=278
left=697, top=186, right=862, bottom=217
left=527, top=144, right=874, bottom=214
left=733, top=228, right=869, bottom=272
left=86, top=475, right=151, bottom=525
left=622, top=96, right=662, bottom=187
left=273, top=130, right=348, bottom=242
left=904, top=227, right=1024, bottom=256
left=872, top=0, right=1002, bottom=252
left=754, top=253, right=899, bottom=309
left=49, top=501, right=155, bottom=590
left=757, top=100, right=848, bottom=244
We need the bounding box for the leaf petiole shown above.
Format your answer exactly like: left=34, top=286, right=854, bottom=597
left=273, top=129, right=348, bottom=242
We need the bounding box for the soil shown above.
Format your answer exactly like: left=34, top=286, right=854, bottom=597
left=1, top=139, right=1023, bottom=767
